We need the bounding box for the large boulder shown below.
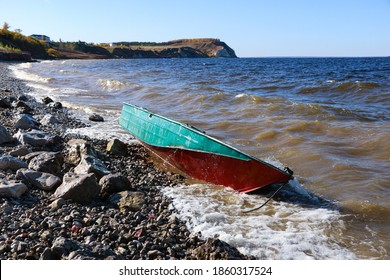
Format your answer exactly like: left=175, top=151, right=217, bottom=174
left=16, top=169, right=61, bottom=191
left=28, top=152, right=64, bottom=175
left=0, top=156, right=28, bottom=171
left=54, top=173, right=99, bottom=204
left=14, top=129, right=54, bottom=147
left=0, top=125, right=13, bottom=144
left=0, top=180, right=28, bottom=198
left=99, top=173, right=133, bottom=198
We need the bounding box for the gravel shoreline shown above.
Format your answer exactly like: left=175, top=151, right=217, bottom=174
left=0, top=61, right=252, bottom=260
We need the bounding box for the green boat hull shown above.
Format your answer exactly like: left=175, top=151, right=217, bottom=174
left=119, top=103, right=292, bottom=192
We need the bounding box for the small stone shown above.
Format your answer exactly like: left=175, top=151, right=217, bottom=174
left=49, top=198, right=66, bottom=210
left=117, top=246, right=128, bottom=255
left=42, top=96, right=54, bottom=104
left=89, top=113, right=104, bottom=122
left=147, top=249, right=163, bottom=259
left=41, top=230, right=53, bottom=241
left=1, top=202, right=13, bottom=214
left=49, top=102, right=62, bottom=109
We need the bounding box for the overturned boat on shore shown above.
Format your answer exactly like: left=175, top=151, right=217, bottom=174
left=119, top=103, right=293, bottom=193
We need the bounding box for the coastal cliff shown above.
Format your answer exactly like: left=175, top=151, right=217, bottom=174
left=0, top=29, right=237, bottom=60
left=58, top=38, right=237, bottom=59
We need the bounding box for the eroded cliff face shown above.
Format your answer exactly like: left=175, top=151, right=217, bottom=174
left=42, top=38, right=237, bottom=60
left=109, top=39, right=237, bottom=59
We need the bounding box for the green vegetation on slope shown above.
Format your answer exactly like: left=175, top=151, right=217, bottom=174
left=0, top=29, right=49, bottom=59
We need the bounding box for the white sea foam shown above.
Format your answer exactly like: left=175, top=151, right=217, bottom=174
left=10, top=63, right=54, bottom=84
left=98, top=79, right=142, bottom=92
left=161, top=184, right=356, bottom=259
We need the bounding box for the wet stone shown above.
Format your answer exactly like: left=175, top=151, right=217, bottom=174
left=89, top=113, right=104, bottom=122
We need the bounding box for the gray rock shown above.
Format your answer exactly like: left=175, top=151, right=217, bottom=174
left=28, top=152, right=63, bottom=175
left=14, top=114, right=40, bottom=130
left=9, top=146, right=32, bottom=157
left=1, top=201, right=13, bottom=214
left=0, top=125, right=13, bottom=144
left=106, top=138, right=127, bottom=156
left=51, top=237, right=80, bottom=256
left=0, top=98, right=11, bottom=108
left=0, top=156, right=28, bottom=171
left=54, top=173, right=100, bottom=204
left=67, top=250, right=95, bottom=260
left=49, top=101, right=62, bottom=109
left=74, top=155, right=111, bottom=179
left=49, top=198, right=66, bottom=210
left=40, top=248, right=61, bottom=260
left=99, top=173, right=133, bottom=198
left=65, top=139, right=97, bottom=165
left=14, top=129, right=54, bottom=147
left=147, top=249, right=164, bottom=259
left=89, top=113, right=104, bottom=122
left=42, top=96, right=54, bottom=104
left=40, top=114, right=60, bottom=125
left=16, top=169, right=61, bottom=191
left=109, top=191, right=145, bottom=211
left=12, top=100, right=31, bottom=111
left=22, top=151, right=46, bottom=163
left=0, top=180, right=28, bottom=198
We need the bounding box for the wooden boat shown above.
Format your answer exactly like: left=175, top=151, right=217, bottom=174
left=119, top=103, right=293, bottom=193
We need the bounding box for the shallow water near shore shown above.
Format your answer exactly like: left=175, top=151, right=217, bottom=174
left=10, top=57, right=390, bottom=259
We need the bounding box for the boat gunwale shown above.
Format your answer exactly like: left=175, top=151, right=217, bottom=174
left=122, top=102, right=291, bottom=176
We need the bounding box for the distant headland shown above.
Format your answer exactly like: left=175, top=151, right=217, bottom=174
left=0, top=27, right=237, bottom=61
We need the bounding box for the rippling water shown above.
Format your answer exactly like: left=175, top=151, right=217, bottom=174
left=10, top=57, right=390, bottom=259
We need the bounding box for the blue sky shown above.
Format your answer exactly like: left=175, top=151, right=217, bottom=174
left=1, top=0, right=389, bottom=57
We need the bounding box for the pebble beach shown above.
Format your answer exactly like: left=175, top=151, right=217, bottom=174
left=0, top=61, right=251, bottom=260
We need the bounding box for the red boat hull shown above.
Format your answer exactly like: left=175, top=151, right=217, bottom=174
left=143, top=142, right=291, bottom=193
